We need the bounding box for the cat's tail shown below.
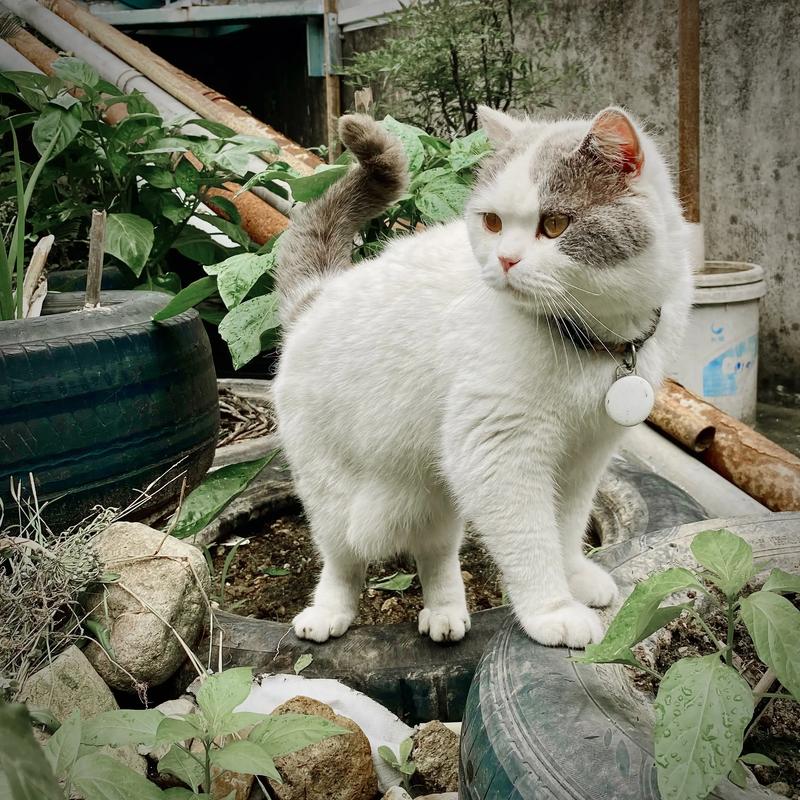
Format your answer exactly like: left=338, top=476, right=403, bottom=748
left=276, top=114, right=408, bottom=326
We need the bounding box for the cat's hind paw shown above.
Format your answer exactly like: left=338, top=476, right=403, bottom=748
left=292, top=606, right=353, bottom=643
left=520, top=601, right=604, bottom=649
left=418, top=606, right=471, bottom=643
left=568, top=559, right=618, bottom=608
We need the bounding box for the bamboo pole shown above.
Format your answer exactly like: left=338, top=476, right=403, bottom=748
left=84, top=210, right=106, bottom=308
left=323, top=0, right=341, bottom=162
left=44, top=0, right=322, bottom=176
left=678, top=0, right=701, bottom=222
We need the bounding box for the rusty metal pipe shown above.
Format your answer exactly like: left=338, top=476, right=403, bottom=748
left=649, top=380, right=800, bottom=511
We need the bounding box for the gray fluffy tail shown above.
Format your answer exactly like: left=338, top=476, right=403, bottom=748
left=276, top=114, right=409, bottom=326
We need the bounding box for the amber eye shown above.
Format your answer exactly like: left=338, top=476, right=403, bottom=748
left=483, top=212, right=503, bottom=233
left=541, top=213, right=570, bottom=238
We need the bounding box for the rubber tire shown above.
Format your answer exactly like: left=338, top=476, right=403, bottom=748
left=46, top=266, right=129, bottom=292
left=458, top=513, right=800, bottom=800
left=193, top=450, right=706, bottom=725
left=0, top=291, right=219, bottom=530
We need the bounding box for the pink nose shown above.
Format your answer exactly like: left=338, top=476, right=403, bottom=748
left=499, top=256, right=520, bottom=273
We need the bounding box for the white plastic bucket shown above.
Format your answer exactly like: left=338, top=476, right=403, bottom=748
left=671, top=261, right=766, bottom=423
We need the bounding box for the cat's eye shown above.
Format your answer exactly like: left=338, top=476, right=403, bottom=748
left=541, top=213, right=570, bottom=238
left=483, top=212, right=503, bottom=233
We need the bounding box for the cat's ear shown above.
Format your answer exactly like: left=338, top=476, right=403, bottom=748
left=477, top=105, right=527, bottom=146
left=580, top=107, right=644, bottom=177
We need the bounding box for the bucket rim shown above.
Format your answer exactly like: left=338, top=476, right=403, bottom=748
left=696, top=260, right=764, bottom=288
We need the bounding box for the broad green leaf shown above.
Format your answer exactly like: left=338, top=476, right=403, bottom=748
left=153, top=276, right=218, bottom=322
left=136, top=137, right=192, bottom=155
left=728, top=761, right=748, bottom=789
left=449, top=129, right=490, bottom=171
left=194, top=213, right=252, bottom=249
left=762, top=568, right=800, bottom=595
left=185, top=118, right=237, bottom=138
left=210, top=740, right=281, bottom=781
left=158, top=745, right=205, bottom=793
left=84, top=618, right=115, bottom=657
left=248, top=713, right=349, bottom=758
left=576, top=568, right=703, bottom=665
left=105, top=213, right=154, bottom=276
left=44, top=709, right=81, bottom=779
left=284, top=165, right=348, bottom=202
left=32, top=102, right=82, bottom=158
left=690, top=529, right=754, bottom=597
left=214, top=711, right=270, bottom=736
left=205, top=252, right=275, bottom=309
left=81, top=709, right=164, bottom=748
left=381, top=115, right=425, bottom=172
left=739, top=752, right=778, bottom=766
left=409, top=166, right=452, bottom=192
left=740, top=589, right=800, bottom=699
left=218, top=292, right=281, bottom=370
left=235, top=168, right=294, bottom=196
left=175, top=158, right=203, bottom=195
left=293, top=654, right=313, bottom=674
left=415, top=175, right=470, bottom=223
left=195, top=668, right=254, bottom=732
left=369, top=572, right=416, bottom=592
left=654, top=654, right=752, bottom=800
left=378, top=744, right=399, bottom=767
left=204, top=195, right=241, bottom=224
left=162, top=789, right=212, bottom=800
left=52, top=57, right=100, bottom=88
left=399, top=760, right=416, bottom=775
left=226, top=133, right=281, bottom=154
left=170, top=455, right=272, bottom=539
left=72, top=753, right=163, bottom=800
left=210, top=145, right=254, bottom=175
left=0, top=703, right=62, bottom=800
left=156, top=714, right=205, bottom=745
left=399, top=736, right=413, bottom=764
left=139, top=165, right=176, bottom=189
left=172, top=227, right=236, bottom=266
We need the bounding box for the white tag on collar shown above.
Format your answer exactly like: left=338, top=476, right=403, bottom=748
left=605, top=373, right=655, bottom=427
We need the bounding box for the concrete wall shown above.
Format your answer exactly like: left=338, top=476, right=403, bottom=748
left=343, top=0, right=800, bottom=389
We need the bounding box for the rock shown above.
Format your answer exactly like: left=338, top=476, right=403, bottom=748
left=82, top=522, right=211, bottom=690
left=269, top=695, right=378, bottom=800
left=768, top=783, right=792, bottom=798
left=381, top=788, right=412, bottom=800
left=412, top=720, right=459, bottom=794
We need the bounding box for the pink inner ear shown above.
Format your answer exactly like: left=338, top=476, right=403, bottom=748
left=591, top=110, right=644, bottom=176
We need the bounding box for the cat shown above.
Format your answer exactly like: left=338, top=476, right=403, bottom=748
left=273, top=106, right=693, bottom=648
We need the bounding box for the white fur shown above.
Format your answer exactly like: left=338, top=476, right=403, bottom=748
left=275, top=111, right=693, bottom=648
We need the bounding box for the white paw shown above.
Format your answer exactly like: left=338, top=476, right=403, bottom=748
left=418, top=606, right=471, bottom=643
left=568, top=559, right=618, bottom=608
left=520, top=601, right=604, bottom=648
left=292, top=606, right=353, bottom=643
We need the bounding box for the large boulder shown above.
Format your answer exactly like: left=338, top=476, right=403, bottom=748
left=412, top=721, right=459, bottom=794
left=269, top=695, right=378, bottom=800
left=82, top=522, right=211, bottom=690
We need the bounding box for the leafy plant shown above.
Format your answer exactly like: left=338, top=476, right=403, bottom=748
left=369, top=571, right=416, bottom=593
left=342, top=0, right=584, bottom=137
left=379, top=736, right=415, bottom=779
left=576, top=528, right=800, bottom=800
left=0, top=667, right=348, bottom=799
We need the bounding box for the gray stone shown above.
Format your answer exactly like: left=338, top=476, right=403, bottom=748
left=381, top=788, right=412, bottom=800
left=412, top=720, right=459, bottom=794
left=82, top=522, right=211, bottom=691
left=768, top=783, right=792, bottom=798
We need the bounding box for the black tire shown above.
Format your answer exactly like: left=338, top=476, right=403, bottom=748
left=459, top=513, right=800, bottom=800
left=46, top=267, right=129, bottom=292
left=196, top=448, right=706, bottom=725
left=0, top=291, right=219, bottom=530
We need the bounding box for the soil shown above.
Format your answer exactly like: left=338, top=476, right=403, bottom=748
left=633, top=589, right=800, bottom=796
left=217, top=389, right=276, bottom=447
left=210, top=511, right=503, bottom=625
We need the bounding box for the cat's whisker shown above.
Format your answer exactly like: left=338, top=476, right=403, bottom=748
left=549, top=294, right=586, bottom=379
left=558, top=290, right=622, bottom=366
left=562, top=287, right=629, bottom=344
left=554, top=278, right=603, bottom=297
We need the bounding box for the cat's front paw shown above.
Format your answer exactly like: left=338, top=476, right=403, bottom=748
left=520, top=601, right=604, bottom=648
left=568, top=559, right=618, bottom=608
left=293, top=606, right=354, bottom=643
left=418, top=606, right=471, bottom=643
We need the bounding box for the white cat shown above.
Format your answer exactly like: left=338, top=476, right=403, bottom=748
left=273, top=107, right=693, bottom=648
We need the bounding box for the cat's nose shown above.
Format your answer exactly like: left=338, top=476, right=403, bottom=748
left=499, top=256, right=520, bottom=273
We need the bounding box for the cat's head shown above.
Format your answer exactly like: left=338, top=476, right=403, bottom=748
left=465, top=106, right=687, bottom=323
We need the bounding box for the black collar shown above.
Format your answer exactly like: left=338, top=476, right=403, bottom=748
left=551, top=308, right=661, bottom=356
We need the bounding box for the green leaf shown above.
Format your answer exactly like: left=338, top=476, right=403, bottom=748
left=139, top=165, right=176, bottom=189
left=576, top=568, right=703, bottom=666
left=105, top=213, right=154, bottom=276
left=248, top=713, right=349, bottom=758
left=204, top=251, right=275, bottom=309
left=415, top=174, right=471, bottom=222
left=44, top=709, right=81, bottom=779
left=72, top=753, right=163, bottom=800
left=84, top=618, right=115, bottom=658
left=293, top=654, right=313, bottom=674
left=762, top=568, right=800, bottom=595
left=81, top=709, right=164, bottom=747
left=185, top=118, right=237, bottom=138
left=170, top=455, right=272, bottom=539
left=158, top=745, right=205, bottom=793
left=235, top=168, right=294, bottom=196
left=175, top=158, right=203, bottom=195
left=449, top=129, right=490, bottom=171
left=740, top=589, right=800, bottom=699
left=153, top=276, right=218, bottom=322
left=398, top=760, right=416, bottom=775
left=398, top=736, right=413, bottom=764
left=194, top=213, right=252, bottom=249
left=226, top=133, right=281, bottom=154
left=195, top=668, right=254, bottom=732
left=262, top=566, right=290, bottom=576
left=369, top=571, right=416, bottom=592
left=52, top=57, right=100, bottom=89
left=156, top=714, right=206, bottom=745
left=204, top=195, right=241, bottom=224
left=739, top=752, right=778, bottom=767
left=31, top=102, right=82, bottom=159
left=172, top=227, right=235, bottom=266
left=214, top=711, right=270, bottom=737
left=284, top=165, right=348, bottom=202
left=728, top=760, right=749, bottom=789
left=210, top=740, right=281, bottom=781
left=381, top=115, right=425, bottom=172
left=378, top=744, right=399, bottom=768
left=0, top=703, right=62, bottom=800
left=654, top=654, right=752, bottom=800
left=217, top=292, right=281, bottom=370
left=690, top=529, right=754, bottom=597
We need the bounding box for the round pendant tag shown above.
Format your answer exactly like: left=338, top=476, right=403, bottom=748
left=604, top=374, right=655, bottom=427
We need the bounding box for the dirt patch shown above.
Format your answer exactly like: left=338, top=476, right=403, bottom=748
left=633, top=590, right=800, bottom=795
left=218, top=389, right=276, bottom=447
left=210, top=511, right=503, bottom=625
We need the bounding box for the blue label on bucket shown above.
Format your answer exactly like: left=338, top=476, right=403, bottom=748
left=702, top=335, right=757, bottom=397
